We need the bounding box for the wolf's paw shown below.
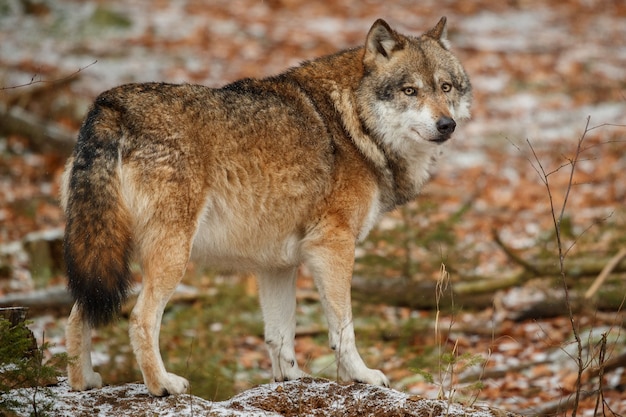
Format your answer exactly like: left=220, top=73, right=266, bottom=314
left=148, top=373, right=189, bottom=396
left=274, top=367, right=309, bottom=382
left=351, top=368, right=390, bottom=387
left=86, top=371, right=104, bottom=389
left=68, top=369, right=103, bottom=391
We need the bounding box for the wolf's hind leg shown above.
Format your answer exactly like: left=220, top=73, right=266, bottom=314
left=258, top=268, right=308, bottom=382
left=66, top=303, right=103, bottom=391
left=129, top=237, right=191, bottom=396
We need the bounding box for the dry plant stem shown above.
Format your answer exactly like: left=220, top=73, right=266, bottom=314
left=434, top=264, right=445, bottom=399
left=185, top=337, right=196, bottom=412
left=435, top=263, right=458, bottom=403
left=527, top=116, right=592, bottom=417
left=446, top=339, right=459, bottom=409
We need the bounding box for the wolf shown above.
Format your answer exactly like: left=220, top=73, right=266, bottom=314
left=61, top=17, right=471, bottom=396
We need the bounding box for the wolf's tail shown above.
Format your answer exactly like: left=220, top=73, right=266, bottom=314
left=63, top=98, right=133, bottom=328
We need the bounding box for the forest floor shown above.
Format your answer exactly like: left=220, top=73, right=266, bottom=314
left=1, top=0, right=626, bottom=415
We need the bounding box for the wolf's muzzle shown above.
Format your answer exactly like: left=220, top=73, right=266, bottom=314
left=436, top=116, right=456, bottom=135
left=432, top=116, right=456, bottom=143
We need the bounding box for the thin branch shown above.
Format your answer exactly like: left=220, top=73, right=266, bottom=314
left=526, top=116, right=598, bottom=417
left=545, top=156, right=596, bottom=178
left=0, top=60, right=97, bottom=91
left=585, top=122, right=626, bottom=132
left=581, top=138, right=626, bottom=153
left=592, top=334, right=606, bottom=417
left=558, top=118, right=592, bottom=417
left=557, top=116, right=590, bottom=227
left=525, top=139, right=549, bottom=186
left=562, top=212, right=613, bottom=258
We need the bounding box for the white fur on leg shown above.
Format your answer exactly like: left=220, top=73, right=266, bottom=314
left=129, top=289, right=189, bottom=396
left=66, top=303, right=103, bottom=391
left=330, top=320, right=389, bottom=386
left=305, top=245, right=389, bottom=387
left=257, top=268, right=308, bottom=381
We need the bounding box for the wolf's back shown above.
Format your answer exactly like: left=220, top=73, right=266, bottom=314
left=63, top=97, right=133, bottom=327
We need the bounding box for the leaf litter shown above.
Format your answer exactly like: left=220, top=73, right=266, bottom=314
left=1, top=0, right=625, bottom=415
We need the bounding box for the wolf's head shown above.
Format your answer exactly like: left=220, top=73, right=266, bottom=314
left=357, top=18, right=472, bottom=151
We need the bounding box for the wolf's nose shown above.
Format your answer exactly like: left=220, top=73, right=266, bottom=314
left=436, top=117, right=456, bottom=135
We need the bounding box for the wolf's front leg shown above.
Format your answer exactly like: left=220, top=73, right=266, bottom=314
left=257, top=268, right=308, bottom=382
left=305, top=235, right=389, bottom=387
left=329, top=318, right=388, bottom=386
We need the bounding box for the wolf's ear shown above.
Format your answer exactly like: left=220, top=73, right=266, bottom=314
left=365, top=19, right=404, bottom=63
left=426, top=17, right=451, bottom=50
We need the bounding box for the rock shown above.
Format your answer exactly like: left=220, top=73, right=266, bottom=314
left=2, top=377, right=519, bottom=417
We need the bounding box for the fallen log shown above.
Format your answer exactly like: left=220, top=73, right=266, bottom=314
left=0, top=286, right=73, bottom=317
left=0, top=284, right=200, bottom=318
left=351, top=272, right=626, bottom=314
left=0, top=102, right=75, bottom=156
left=351, top=275, right=495, bottom=310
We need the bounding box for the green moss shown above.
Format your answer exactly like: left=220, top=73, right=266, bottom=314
left=89, top=6, right=132, bottom=29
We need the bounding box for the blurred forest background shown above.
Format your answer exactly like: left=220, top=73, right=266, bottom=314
left=1, top=0, right=625, bottom=415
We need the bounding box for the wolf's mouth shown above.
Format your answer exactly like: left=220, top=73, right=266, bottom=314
left=411, top=127, right=453, bottom=144
left=429, top=134, right=452, bottom=144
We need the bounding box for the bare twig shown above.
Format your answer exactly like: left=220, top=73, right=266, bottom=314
left=527, top=116, right=594, bottom=416
left=0, top=60, right=97, bottom=91
left=585, top=122, right=626, bottom=132
left=562, top=214, right=614, bottom=259
left=596, top=351, right=626, bottom=379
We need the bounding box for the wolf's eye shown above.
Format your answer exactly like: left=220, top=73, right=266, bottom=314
left=441, top=83, right=452, bottom=93
left=403, top=87, right=417, bottom=96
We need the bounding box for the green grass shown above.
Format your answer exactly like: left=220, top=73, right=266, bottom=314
left=355, top=200, right=470, bottom=281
